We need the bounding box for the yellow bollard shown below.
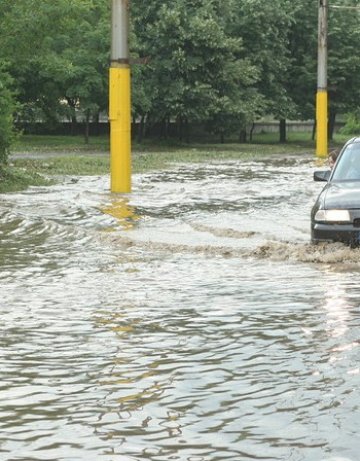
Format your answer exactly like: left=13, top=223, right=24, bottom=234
left=316, top=90, right=328, bottom=159
left=109, top=65, right=131, bottom=193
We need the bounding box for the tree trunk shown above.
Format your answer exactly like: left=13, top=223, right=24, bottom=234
left=279, top=118, right=286, bottom=143
left=177, top=116, right=183, bottom=142
left=312, top=121, right=316, bottom=141
left=93, top=111, right=100, bottom=136
left=66, top=98, right=77, bottom=136
left=137, top=115, right=145, bottom=143
left=239, top=129, right=247, bottom=143
left=84, top=109, right=90, bottom=144
left=328, top=110, right=336, bottom=141
left=161, top=117, right=169, bottom=139
left=249, top=122, right=255, bottom=142
left=185, top=117, right=190, bottom=144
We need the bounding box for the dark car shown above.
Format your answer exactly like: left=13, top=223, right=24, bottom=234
left=311, top=137, right=360, bottom=245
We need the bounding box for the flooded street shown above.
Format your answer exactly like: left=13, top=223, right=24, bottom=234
left=1, top=154, right=360, bottom=461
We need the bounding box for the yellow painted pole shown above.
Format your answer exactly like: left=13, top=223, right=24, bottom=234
left=316, top=90, right=328, bottom=158
left=316, top=0, right=328, bottom=158
left=110, top=0, right=131, bottom=193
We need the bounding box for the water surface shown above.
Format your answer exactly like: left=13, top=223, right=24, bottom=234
left=1, top=154, right=360, bottom=461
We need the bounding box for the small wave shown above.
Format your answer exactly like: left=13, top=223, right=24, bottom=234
left=105, top=231, right=360, bottom=266
left=320, top=458, right=354, bottom=461
left=190, top=222, right=257, bottom=239
left=250, top=241, right=360, bottom=264
left=104, top=234, right=242, bottom=258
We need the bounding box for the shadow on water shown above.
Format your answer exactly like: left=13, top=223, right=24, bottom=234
left=1, top=156, right=360, bottom=461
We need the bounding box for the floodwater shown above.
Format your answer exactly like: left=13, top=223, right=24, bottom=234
left=1, top=153, right=360, bottom=461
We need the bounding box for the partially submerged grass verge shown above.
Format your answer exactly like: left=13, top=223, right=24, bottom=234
left=6, top=141, right=312, bottom=193
left=0, top=164, right=52, bottom=193
left=12, top=156, right=110, bottom=176
left=12, top=143, right=311, bottom=173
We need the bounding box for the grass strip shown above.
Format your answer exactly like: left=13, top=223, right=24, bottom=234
left=0, top=164, right=52, bottom=193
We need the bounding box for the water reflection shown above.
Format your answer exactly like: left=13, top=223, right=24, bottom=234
left=101, top=197, right=139, bottom=230
left=317, top=267, right=360, bottom=392
left=322, top=275, right=351, bottom=338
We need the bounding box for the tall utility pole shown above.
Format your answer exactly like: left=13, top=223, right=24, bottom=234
left=110, top=0, right=131, bottom=193
left=316, top=0, right=328, bottom=158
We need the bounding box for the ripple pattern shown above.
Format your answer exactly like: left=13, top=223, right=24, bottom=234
left=1, top=159, right=360, bottom=461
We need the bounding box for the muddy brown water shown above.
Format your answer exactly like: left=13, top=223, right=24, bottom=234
left=1, top=155, right=360, bottom=461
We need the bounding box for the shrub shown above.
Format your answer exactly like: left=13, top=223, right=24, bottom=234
left=339, top=112, right=360, bottom=136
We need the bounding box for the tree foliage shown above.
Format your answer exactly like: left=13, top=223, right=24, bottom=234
left=1, top=0, right=360, bottom=145
left=132, top=0, right=262, bottom=140
left=0, top=65, right=16, bottom=163
left=0, top=0, right=110, bottom=135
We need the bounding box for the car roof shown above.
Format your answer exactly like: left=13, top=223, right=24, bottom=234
left=345, top=137, right=360, bottom=147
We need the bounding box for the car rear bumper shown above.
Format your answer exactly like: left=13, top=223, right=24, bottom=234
left=311, top=223, right=360, bottom=245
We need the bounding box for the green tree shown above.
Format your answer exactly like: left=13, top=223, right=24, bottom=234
left=0, top=0, right=65, bottom=127
left=0, top=65, right=16, bottom=163
left=287, top=0, right=317, bottom=123
left=0, top=0, right=110, bottom=138
left=3, top=0, right=360, bottom=146
left=327, top=0, right=360, bottom=138
left=232, top=0, right=296, bottom=141
left=131, top=0, right=261, bottom=141
left=286, top=0, right=360, bottom=140
left=53, top=0, right=110, bottom=141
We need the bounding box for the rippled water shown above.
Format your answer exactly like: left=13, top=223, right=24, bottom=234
left=1, top=154, right=360, bottom=461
